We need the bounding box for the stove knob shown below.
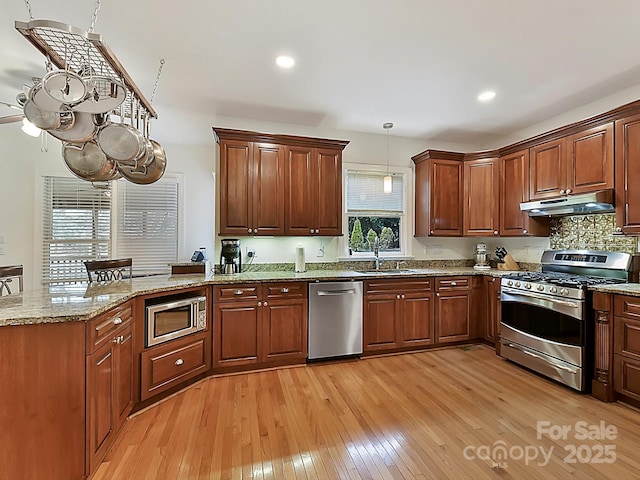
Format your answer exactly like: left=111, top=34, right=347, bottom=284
left=550, top=286, right=558, bottom=294
left=525, top=283, right=532, bottom=289
left=515, top=282, right=521, bottom=288
left=537, top=285, right=544, bottom=291
left=560, top=288, right=568, bottom=295
left=507, top=280, right=513, bottom=287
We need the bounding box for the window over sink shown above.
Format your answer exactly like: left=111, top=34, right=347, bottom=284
left=344, top=168, right=408, bottom=257
left=41, top=175, right=181, bottom=284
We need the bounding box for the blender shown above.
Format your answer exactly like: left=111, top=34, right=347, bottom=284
left=473, top=243, right=491, bottom=270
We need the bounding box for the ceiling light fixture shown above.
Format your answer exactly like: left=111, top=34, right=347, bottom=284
left=478, top=90, right=496, bottom=102
left=21, top=118, right=41, bottom=137
left=276, top=55, right=295, bottom=69
left=383, top=122, right=393, bottom=194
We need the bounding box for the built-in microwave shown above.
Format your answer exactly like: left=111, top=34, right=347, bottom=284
left=146, top=295, right=207, bottom=347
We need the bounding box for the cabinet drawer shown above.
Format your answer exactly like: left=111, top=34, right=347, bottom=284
left=365, top=278, right=432, bottom=294
left=86, top=303, right=132, bottom=353
left=436, top=277, right=470, bottom=291
left=614, top=315, right=640, bottom=359
left=141, top=334, right=210, bottom=401
left=214, top=284, right=260, bottom=301
left=264, top=282, right=306, bottom=299
left=614, top=354, right=640, bottom=402
left=614, top=295, right=640, bottom=319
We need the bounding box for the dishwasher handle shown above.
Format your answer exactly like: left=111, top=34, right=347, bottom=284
left=316, top=289, right=357, bottom=296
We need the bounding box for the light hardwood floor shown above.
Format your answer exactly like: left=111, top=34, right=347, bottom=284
left=93, top=346, right=640, bottom=479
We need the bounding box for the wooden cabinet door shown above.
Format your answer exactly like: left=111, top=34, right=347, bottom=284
left=615, top=114, right=640, bottom=234
left=252, top=143, right=285, bottom=235
left=115, top=325, right=133, bottom=429
left=500, top=149, right=547, bottom=237
left=363, top=294, right=400, bottom=351
left=463, top=157, right=499, bottom=236
left=430, top=159, right=463, bottom=236
left=262, top=298, right=308, bottom=362
left=435, top=292, right=470, bottom=343
left=285, top=145, right=315, bottom=235
left=219, top=139, right=252, bottom=235
left=529, top=138, right=566, bottom=200
left=316, top=148, right=342, bottom=235
left=214, top=300, right=261, bottom=367
left=86, top=340, right=116, bottom=474
left=483, top=277, right=501, bottom=346
left=400, top=293, right=434, bottom=347
left=567, top=123, right=614, bottom=195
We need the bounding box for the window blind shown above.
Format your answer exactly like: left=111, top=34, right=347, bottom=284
left=345, top=171, right=404, bottom=213
left=42, top=177, right=111, bottom=284
left=116, top=178, right=178, bottom=275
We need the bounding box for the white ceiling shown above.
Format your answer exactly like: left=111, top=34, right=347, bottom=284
left=2, top=0, right=640, bottom=147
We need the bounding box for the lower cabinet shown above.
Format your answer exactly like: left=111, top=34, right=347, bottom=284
left=435, top=277, right=471, bottom=343
left=86, top=303, right=134, bottom=476
left=613, top=309, right=640, bottom=402
left=213, top=282, right=308, bottom=370
left=363, top=279, right=434, bottom=352
left=483, top=276, right=501, bottom=351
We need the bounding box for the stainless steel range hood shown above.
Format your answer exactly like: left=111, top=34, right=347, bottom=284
left=520, top=190, right=615, bottom=217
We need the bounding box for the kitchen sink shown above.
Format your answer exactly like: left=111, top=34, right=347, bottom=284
left=354, top=269, right=415, bottom=275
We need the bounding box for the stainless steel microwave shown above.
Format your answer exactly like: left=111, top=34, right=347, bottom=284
left=146, top=295, right=207, bottom=347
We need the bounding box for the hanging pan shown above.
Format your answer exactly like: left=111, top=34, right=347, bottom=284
left=23, top=99, right=74, bottom=131
left=47, top=111, right=97, bottom=143
left=74, top=75, right=126, bottom=114
left=62, top=141, right=118, bottom=182
left=97, top=100, right=144, bottom=163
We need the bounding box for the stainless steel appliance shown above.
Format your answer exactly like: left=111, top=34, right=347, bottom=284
left=146, top=294, right=207, bottom=347
left=473, top=242, right=491, bottom=270
left=220, top=238, right=241, bottom=274
left=308, top=281, right=363, bottom=360
left=500, top=249, right=639, bottom=391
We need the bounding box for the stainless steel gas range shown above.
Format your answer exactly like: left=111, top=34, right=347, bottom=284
left=499, top=249, right=639, bottom=392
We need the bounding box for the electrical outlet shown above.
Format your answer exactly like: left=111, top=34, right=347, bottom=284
left=317, top=245, right=325, bottom=257
left=247, top=248, right=256, bottom=258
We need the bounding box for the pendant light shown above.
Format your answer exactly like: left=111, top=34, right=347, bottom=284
left=383, top=122, right=393, bottom=193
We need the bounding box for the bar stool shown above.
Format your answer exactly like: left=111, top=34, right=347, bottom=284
left=83, top=258, right=133, bottom=283
left=0, top=265, right=24, bottom=296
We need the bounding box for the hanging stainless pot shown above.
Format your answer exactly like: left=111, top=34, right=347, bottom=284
left=42, top=69, right=87, bottom=105
left=97, top=101, right=144, bottom=163
left=48, top=111, right=97, bottom=143
left=29, top=81, right=64, bottom=112
left=62, top=141, right=118, bottom=182
left=117, top=139, right=166, bottom=184
left=74, top=75, right=126, bottom=114
left=23, top=99, right=74, bottom=131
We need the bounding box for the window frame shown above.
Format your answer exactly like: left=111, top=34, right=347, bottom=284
left=341, top=163, right=413, bottom=260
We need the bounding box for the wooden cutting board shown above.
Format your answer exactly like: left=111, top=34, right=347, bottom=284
left=497, top=253, right=519, bottom=271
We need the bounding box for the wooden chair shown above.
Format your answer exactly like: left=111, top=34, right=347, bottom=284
left=83, top=258, right=133, bottom=283
left=0, top=265, right=24, bottom=296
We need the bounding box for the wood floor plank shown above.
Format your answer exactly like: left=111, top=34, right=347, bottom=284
left=94, top=346, right=640, bottom=480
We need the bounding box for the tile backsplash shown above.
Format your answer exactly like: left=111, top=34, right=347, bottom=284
left=549, top=213, right=638, bottom=254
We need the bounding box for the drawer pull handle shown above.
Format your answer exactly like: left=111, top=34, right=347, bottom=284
left=281, top=287, right=289, bottom=293
left=234, top=290, right=244, bottom=295
left=451, top=281, right=457, bottom=286
left=112, top=335, right=124, bottom=344
left=113, top=317, right=123, bottom=325
left=175, top=358, right=184, bottom=366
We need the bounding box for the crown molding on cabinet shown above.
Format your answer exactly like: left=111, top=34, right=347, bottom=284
left=212, top=127, right=350, bottom=150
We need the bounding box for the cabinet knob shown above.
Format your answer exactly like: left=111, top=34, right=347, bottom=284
left=522, top=229, right=528, bottom=235
left=396, top=294, right=400, bottom=299
left=451, top=281, right=457, bottom=286
left=559, top=189, right=565, bottom=195
left=248, top=228, right=252, bottom=233
left=112, top=335, right=124, bottom=344
left=493, top=231, right=498, bottom=236
left=113, top=317, right=123, bottom=325
left=401, top=294, right=405, bottom=299
left=175, top=358, right=184, bottom=366
left=430, top=230, right=434, bottom=234
left=566, top=189, right=572, bottom=194
left=316, top=229, right=320, bottom=234
left=263, top=301, right=268, bottom=307
left=436, top=292, right=440, bottom=297
left=254, top=228, right=258, bottom=234
left=310, top=229, right=314, bottom=234
left=234, top=289, right=243, bottom=295
left=615, top=226, right=622, bottom=233
left=257, top=301, right=262, bottom=307
left=281, top=287, right=289, bottom=293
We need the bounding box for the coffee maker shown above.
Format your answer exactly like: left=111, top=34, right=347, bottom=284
left=473, top=243, right=491, bottom=270
left=220, top=239, right=242, bottom=274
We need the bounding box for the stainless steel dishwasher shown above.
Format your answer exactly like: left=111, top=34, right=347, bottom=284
left=308, top=281, right=363, bottom=360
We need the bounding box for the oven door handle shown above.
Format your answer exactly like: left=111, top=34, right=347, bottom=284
left=500, top=287, right=580, bottom=308
left=506, top=343, right=578, bottom=374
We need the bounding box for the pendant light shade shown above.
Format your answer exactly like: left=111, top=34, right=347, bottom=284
left=383, top=122, right=393, bottom=194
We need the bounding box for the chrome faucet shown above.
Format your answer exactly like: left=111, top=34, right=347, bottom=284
left=373, top=237, right=381, bottom=270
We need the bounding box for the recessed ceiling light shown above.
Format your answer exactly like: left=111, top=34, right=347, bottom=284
left=276, top=55, right=295, bottom=69
left=478, top=90, right=496, bottom=102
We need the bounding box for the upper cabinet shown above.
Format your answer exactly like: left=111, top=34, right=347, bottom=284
left=529, top=123, right=614, bottom=200
left=463, top=156, right=499, bottom=236
left=499, top=149, right=549, bottom=237
left=214, top=128, right=349, bottom=237
left=413, top=151, right=464, bottom=237
left=615, top=113, right=640, bottom=234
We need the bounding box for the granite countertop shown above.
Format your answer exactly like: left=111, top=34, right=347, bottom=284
left=0, top=267, right=513, bottom=327
left=589, top=283, right=640, bottom=297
